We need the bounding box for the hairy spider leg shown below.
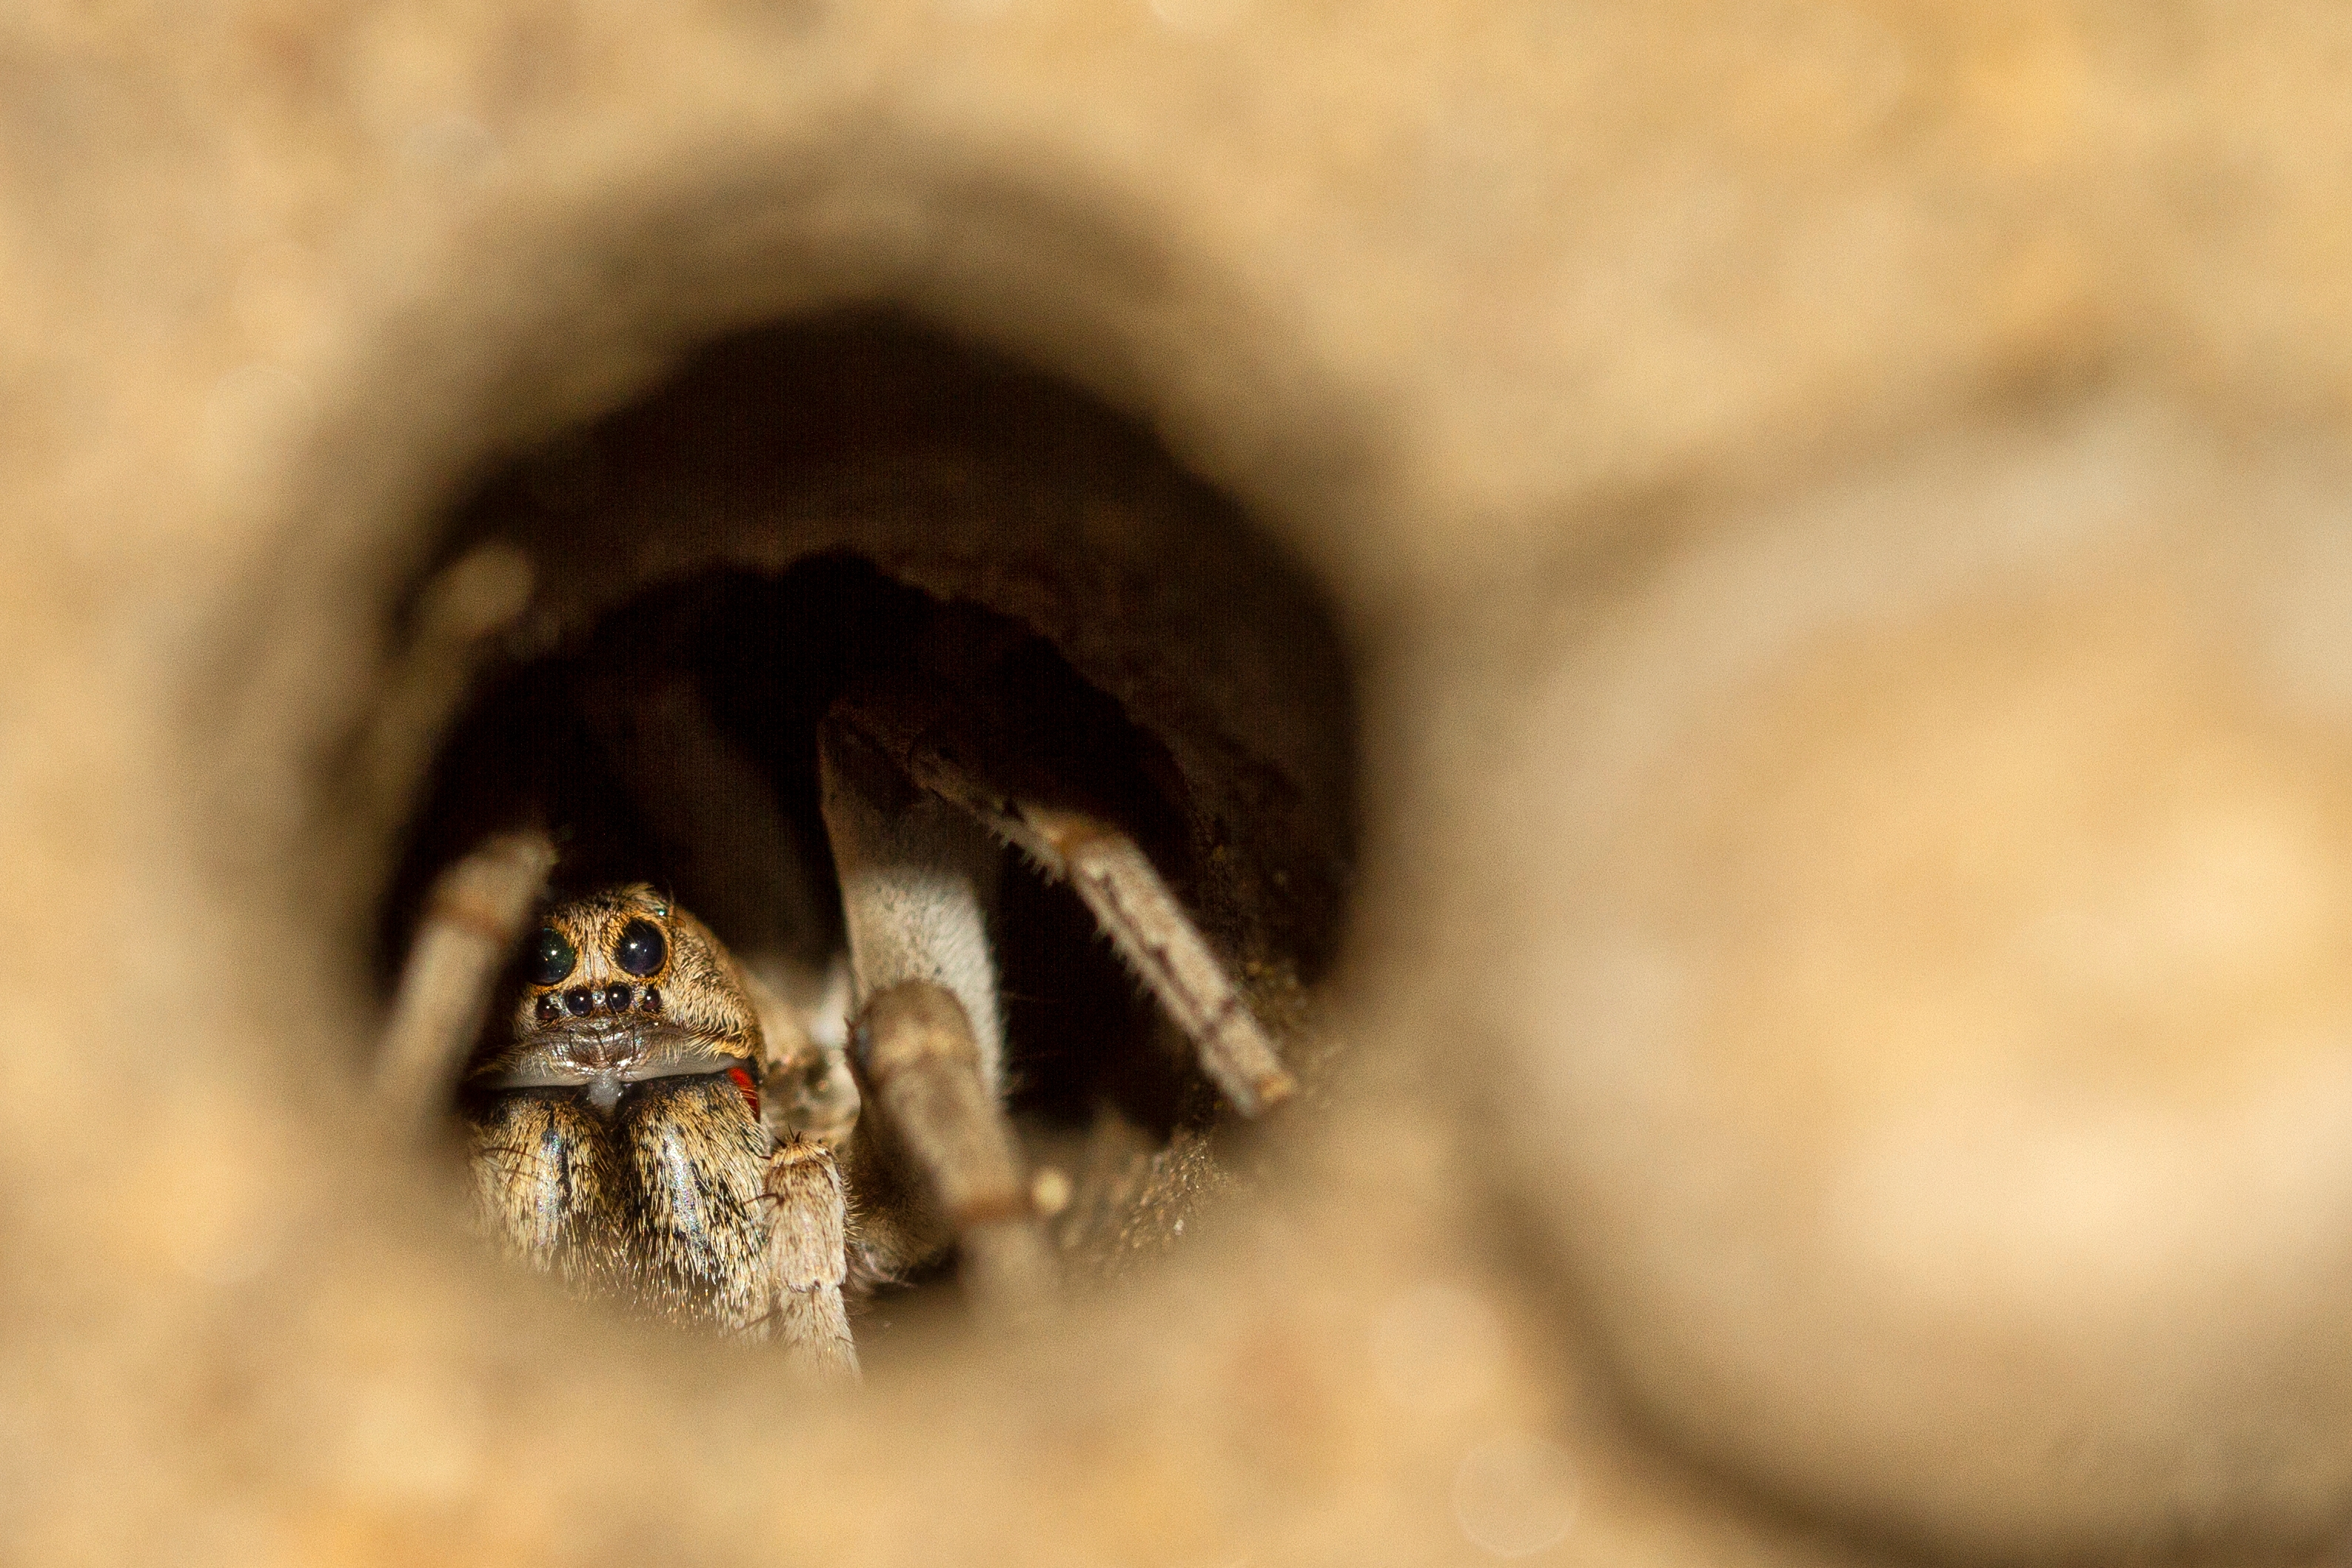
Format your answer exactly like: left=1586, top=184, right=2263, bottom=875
left=377, top=827, right=557, bottom=1134
left=352, top=542, right=535, bottom=851
left=371, top=544, right=551, bottom=1135
left=820, top=713, right=1056, bottom=1320
left=763, top=1133, right=859, bottom=1377
left=857, top=699, right=1299, bottom=1119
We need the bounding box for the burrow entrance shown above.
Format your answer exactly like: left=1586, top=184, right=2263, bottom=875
left=375, top=312, right=1358, bottom=1339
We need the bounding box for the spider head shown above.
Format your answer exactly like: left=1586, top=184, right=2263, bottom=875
left=466, top=886, right=764, bottom=1115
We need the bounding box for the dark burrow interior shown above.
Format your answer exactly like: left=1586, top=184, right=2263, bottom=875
left=374, top=311, right=1357, bottom=1341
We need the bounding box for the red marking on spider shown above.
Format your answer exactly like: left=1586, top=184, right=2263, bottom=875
left=728, top=1066, right=760, bottom=1115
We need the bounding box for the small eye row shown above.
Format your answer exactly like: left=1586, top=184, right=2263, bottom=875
left=533, top=982, right=665, bottom=1025
left=527, top=917, right=668, bottom=988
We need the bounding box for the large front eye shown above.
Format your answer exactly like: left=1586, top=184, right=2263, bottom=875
left=528, top=927, right=577, bottom=988
left=614, top=918, right=666, bottom=977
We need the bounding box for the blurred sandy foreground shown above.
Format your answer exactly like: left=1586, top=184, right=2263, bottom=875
left=4, top=3, right=2352, bottom=1564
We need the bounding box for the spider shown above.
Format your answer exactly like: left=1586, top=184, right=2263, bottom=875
left=369, top=546, right=1301, bottom=1375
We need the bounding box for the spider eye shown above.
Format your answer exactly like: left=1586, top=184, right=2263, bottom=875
left=527, top=927, right=576, bottom=988
left=614, top=918, right=666, bottom=977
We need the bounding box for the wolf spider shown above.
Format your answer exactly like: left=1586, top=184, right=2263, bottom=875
left=372, top=555, right=1297, bottom=1376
